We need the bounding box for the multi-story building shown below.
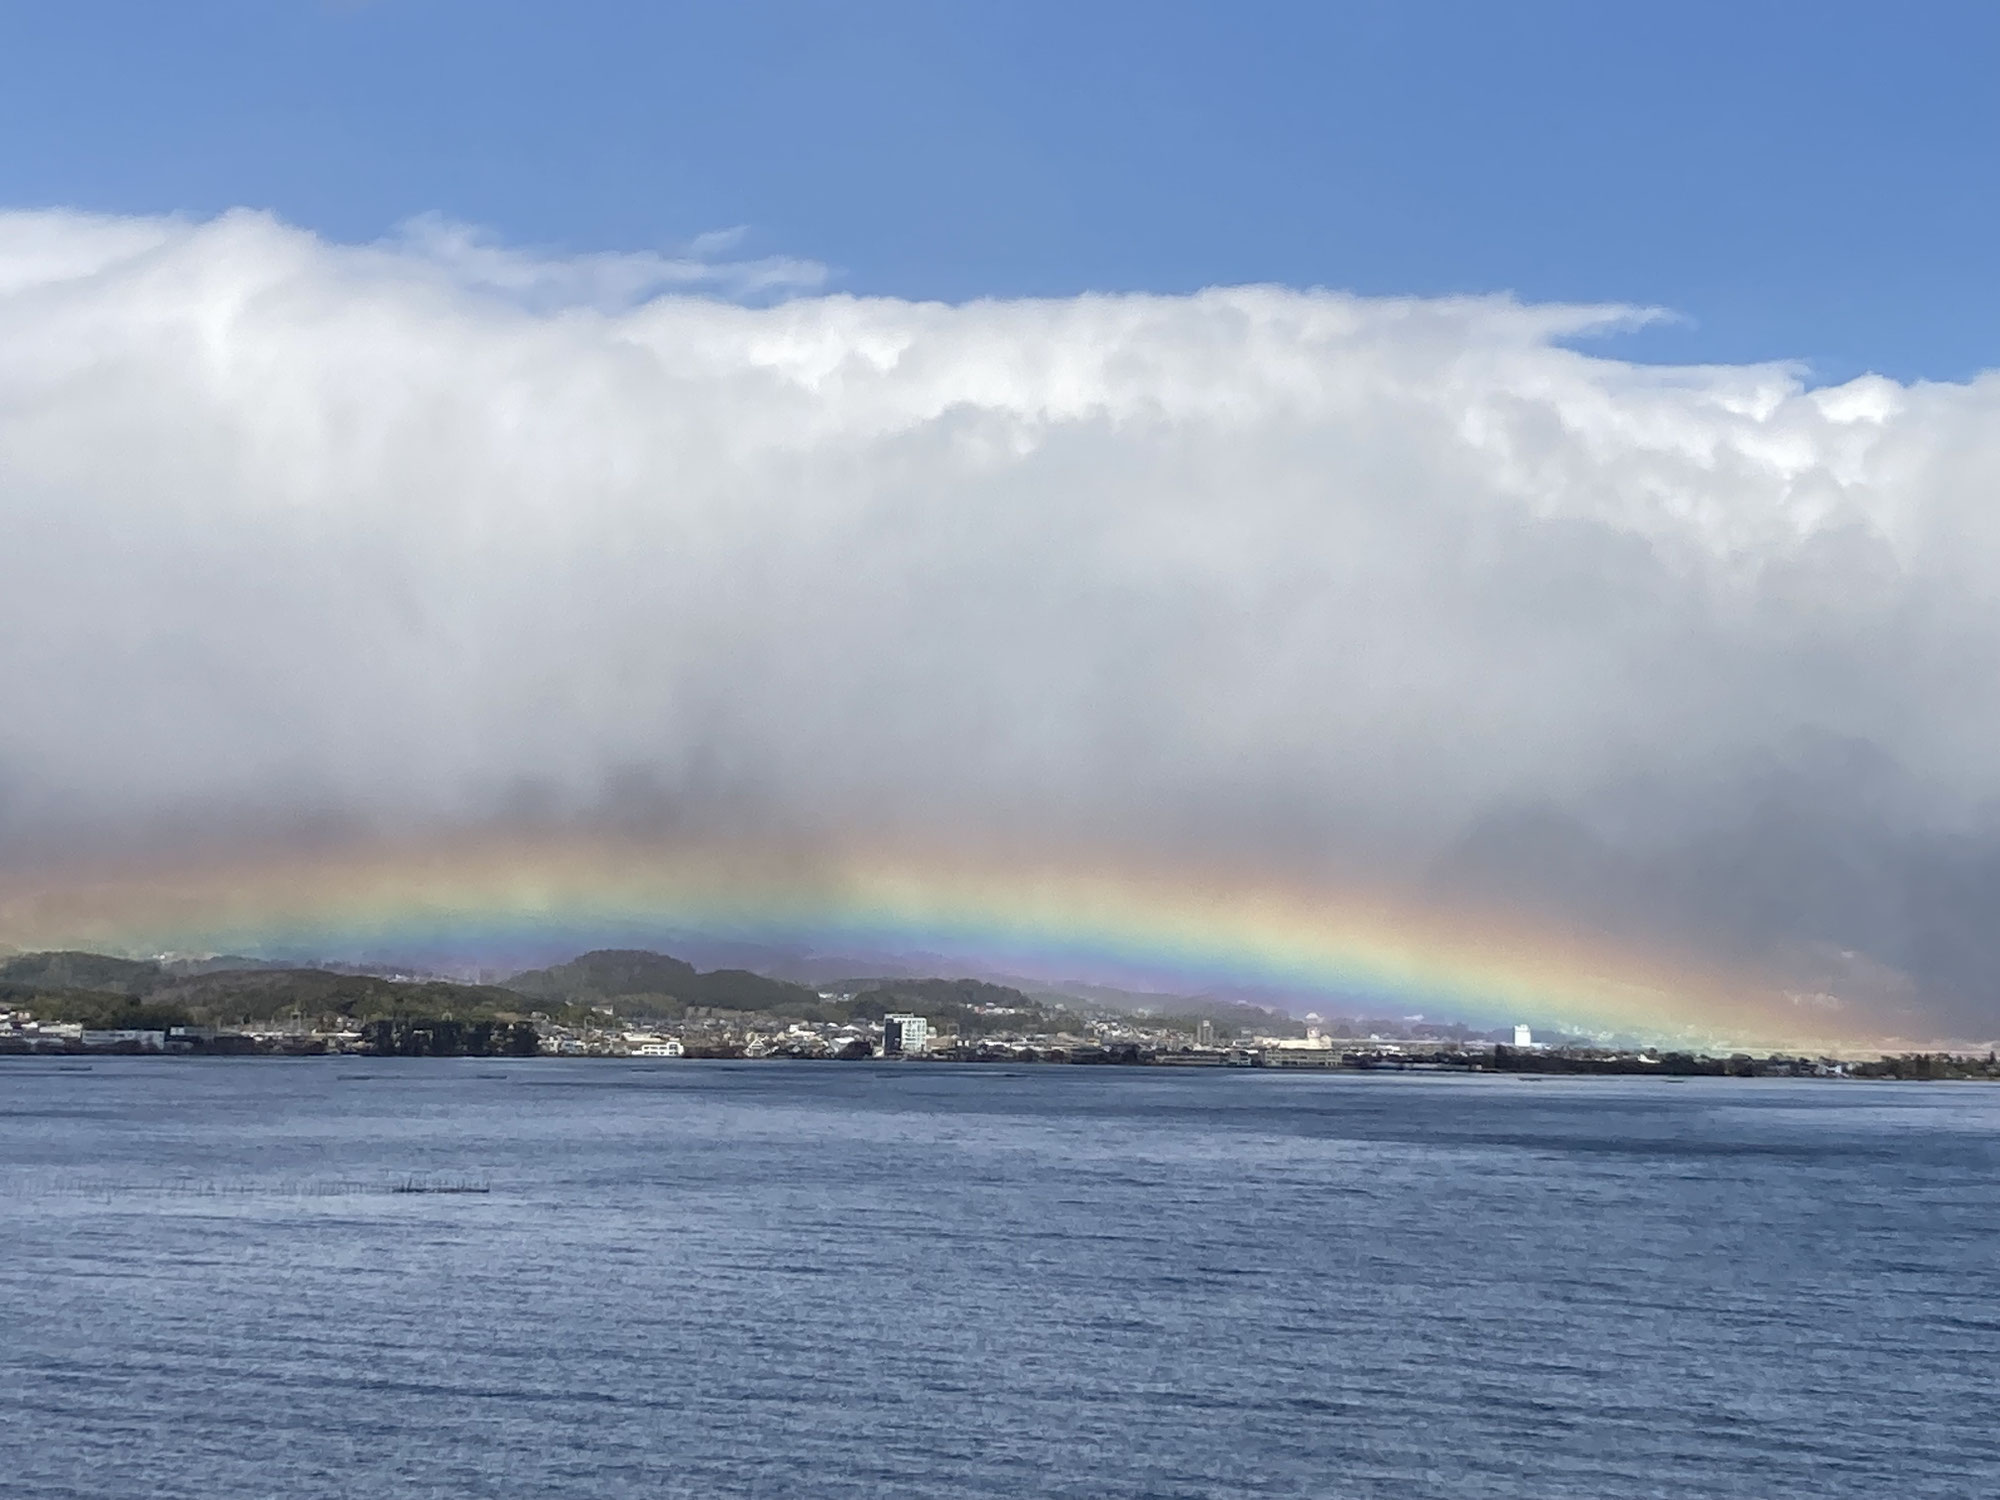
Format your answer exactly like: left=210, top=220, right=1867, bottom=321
left=882, top=1013, right=930, bottom=1056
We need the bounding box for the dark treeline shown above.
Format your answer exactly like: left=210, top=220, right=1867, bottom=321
left=1482, top=1046, right=2000, bottom=1079
left=1488, top=1045, right=1743, bottom=1075
left=359, top=1019, right=541, bottom=1058
left=1849, top=1052, right=2000, bottom=1080
left=1, top=983, right=195, bottom=1031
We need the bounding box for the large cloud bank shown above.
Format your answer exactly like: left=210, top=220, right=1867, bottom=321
left=5, top=208, right=2000, bottom=1030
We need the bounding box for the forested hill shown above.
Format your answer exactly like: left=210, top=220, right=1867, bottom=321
left=0, top=950, right=164, bottom=995
left=0, top=955, right=536, bottom=1031
left=2, top=946, right=1294, bottom=1038
left=503, top=949, right=820, bottom=1015
left=503, top=953, right=1083, bottom=1032
left=146, top=969, right=530, bottom=1026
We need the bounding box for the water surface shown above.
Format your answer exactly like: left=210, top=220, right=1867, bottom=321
left=3, top=1061, right=1994, bottom=1498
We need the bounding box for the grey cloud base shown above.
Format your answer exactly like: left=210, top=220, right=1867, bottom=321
left=2, top=209, right=1996, bottom=1034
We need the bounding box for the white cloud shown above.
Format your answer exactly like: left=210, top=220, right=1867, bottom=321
left=387, top=212, right=828, bottom=307
left=3, top=207, right=1999, bottom=1028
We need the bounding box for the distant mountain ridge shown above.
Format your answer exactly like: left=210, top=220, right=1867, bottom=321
left=0, top=945, right=1349, bottom=1039
left=503, top=949, right=821, bottom=1015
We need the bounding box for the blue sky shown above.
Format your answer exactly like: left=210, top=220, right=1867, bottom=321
left=2, top=0, right=1997, bottom=380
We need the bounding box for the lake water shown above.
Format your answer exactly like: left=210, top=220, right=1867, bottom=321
left=2, top=1061, right=1995, bottom=1498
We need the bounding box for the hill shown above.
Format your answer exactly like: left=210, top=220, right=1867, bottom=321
left=147, top=968, right=532, bottom=1026
left=1, top=952, right=534, bottom=1029
left=504, top=948, right=821, bottom=1017
left=1, top=945, right=1269, bottom=1042
left=840, top=976, right=1085, bottom=1036
left=0, top=951, right=165, bottom=995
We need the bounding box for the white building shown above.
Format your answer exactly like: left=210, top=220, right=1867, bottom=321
left=1513, top=1024, right=1534, bottom=1047
left=882, top=1014, right=930, bottom=1055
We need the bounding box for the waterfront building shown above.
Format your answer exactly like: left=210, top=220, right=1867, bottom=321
left=882, top=1014, right=930, bottom=1056
left=1268, top=1034, right=1333, bottom=1051
left=1196, top=1018, right=1214, bottom=1046
left=1514, top=1024, right=1534, bottom=1047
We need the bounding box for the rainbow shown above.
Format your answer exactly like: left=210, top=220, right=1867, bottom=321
left=0, top=832, right=1873, bottom=1049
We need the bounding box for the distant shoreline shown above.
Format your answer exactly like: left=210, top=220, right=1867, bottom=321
left=7, top=946, right=1991, bottom=1080
left=4, top=1044, right=1995, bottom=1081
